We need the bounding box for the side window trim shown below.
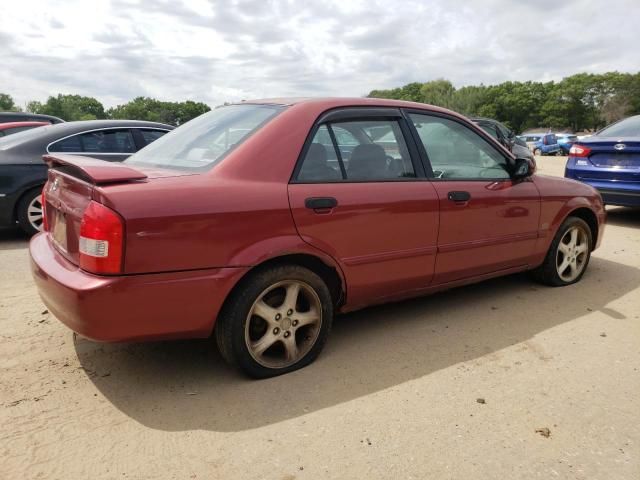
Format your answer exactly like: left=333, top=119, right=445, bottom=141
left=401, top=108, right=514, bottom=182
left=290, top=107, right=427, bottom=184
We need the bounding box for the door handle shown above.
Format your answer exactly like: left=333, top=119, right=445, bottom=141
left=305, top=197, right=338, bottom=210
left=447, top=191, right=471, bottom=203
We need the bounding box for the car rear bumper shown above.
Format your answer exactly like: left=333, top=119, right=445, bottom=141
left=30, top=233, right=248, bottom=342
left=597, top=188, right=640, bottom=206
left=565, top=163, right=640, bottom=207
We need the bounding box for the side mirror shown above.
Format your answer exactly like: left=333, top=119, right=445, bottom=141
left=512, top=157, right=534, bottom=179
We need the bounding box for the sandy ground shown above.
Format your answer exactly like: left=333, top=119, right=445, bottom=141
left=1, top=156, right=639, bottom=479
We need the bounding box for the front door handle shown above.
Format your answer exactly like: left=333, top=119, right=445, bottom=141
left=305, top=197, right=338, bottom=210
left=447, top=191, right=471, bottom=203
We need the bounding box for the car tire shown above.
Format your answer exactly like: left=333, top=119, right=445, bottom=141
left=16, top=186, right=44, bottom=236
left=533, top=148, right=542, bottom=156
left=215, top=264, right=333, bottom=378
left=531, top=216, right=593, bottom=287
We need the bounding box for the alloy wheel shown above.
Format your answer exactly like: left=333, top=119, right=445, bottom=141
left=245, top=280, right=322, bottom=369
left=27, top=195, right=44, bottom=232
left=556, top=225, right=589, bottom=282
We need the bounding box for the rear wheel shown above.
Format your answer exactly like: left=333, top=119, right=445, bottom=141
left=532, top=216, right=592, bottom=286
left=215, top=265, right=333, bottom=378
left=16, top=187, right=44, bottom=236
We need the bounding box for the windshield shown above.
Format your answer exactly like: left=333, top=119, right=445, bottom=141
left=598, top=115, right=640, bottom=137
left=126, top=104, right=284, bottom=170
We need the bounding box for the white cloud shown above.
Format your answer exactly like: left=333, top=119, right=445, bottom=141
left=1, top=0, right=639, bottom=108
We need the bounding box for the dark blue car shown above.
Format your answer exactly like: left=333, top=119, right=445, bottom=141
left=565, top=115, right=640, bottom=207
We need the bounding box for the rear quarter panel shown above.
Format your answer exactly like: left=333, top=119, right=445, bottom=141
left=94, top=175, right=302, bottom=274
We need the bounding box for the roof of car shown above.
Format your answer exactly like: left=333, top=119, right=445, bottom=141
left=0, top=121, right=49, bottom=130
left=237, top=97, right=458, bottom=114
left=0, top=111, right=65, bottom=123
left=47, top=119, right=173, bottom=130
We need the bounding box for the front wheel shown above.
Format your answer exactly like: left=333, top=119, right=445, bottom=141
left=533, top=148, right=542, bottom=156
left=215, top=265, right=333, bottom=378
left=532, top=217, right=592, bottom=286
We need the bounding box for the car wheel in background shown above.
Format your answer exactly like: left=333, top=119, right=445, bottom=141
left=533, top=148, right=542, bottom=156
left=532, top=216, right=592, bottom=286
left=215, top=264, right=333, bottom=378
left=16, top=187, right=44, bottom=236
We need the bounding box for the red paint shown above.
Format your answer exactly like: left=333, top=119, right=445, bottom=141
left=0, top=121, right=49, bottom=131
left=30, top=98, right=605, bottom=342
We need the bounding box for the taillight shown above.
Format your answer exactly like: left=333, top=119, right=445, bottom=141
left=41, top=187, right=49, bottom=232
left=569, top=144, right=591, bottom=157
left=79, top=201, right=124, bottom=274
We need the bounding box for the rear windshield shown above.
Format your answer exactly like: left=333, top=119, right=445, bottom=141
left=125, top=104, right=285, bottom=171
left=598, top=115, right=640, bottom=137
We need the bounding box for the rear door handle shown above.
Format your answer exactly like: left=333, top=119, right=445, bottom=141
left=447, top=191, right=471, bottom=203
left=305, top=197, right=338, bottom=210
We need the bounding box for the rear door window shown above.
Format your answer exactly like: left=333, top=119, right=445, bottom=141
left=139, top=129, right=169, bottom=146
left=49, top=135, right=82, bottom=152
left=296, top=119, right=415, bottom=182
left=50, top=129, right=136, bottom=153
left=79, top=129, right=135, bottom=153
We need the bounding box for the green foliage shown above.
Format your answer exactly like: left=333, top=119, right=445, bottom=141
left=0, top=93, right=18, bottom=111
left=28, top=94, right=106, bottom=121
left=367, top=72, right=640, bottom=133
left=106, top=97, right=210, bottom=125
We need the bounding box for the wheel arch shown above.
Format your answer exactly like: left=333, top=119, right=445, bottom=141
left=566, top=207, right=599, bottom=250
left=212, top=251, right=347, bottom=336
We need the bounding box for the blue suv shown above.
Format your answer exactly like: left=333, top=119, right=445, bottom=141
left=518, top=133, right=561, bottom=156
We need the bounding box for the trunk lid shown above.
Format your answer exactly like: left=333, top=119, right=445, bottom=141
left=42, top=154, right=184, bottom=266
left=583, top=138, right=640, bottom=168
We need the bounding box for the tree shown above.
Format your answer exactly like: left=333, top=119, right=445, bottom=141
left=28, top=94, right=106, bottom=121
left=175, top=100, right=211, bottom=125
left=107, top=97, right=210, bottom=126
left=420, top=79, right=456, bottom=109
left=0, top=93, right=18, bottom=111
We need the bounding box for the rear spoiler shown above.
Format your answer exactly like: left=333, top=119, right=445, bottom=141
left=43, top=154, right=147, bottom=185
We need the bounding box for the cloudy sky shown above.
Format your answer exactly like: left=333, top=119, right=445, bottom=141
left=1, top=0, right=639, bottom=108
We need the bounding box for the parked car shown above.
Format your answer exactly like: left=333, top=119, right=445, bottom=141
left=30, top=98, right=605, bottom=378
left=0, top=120, right=172, bottom=234
left=556, top=133, right=578, bottom=155
left=565, top=114, right=640, bottom=206
left=0, top=112, right=64, bottom=124
left=518, top=133, right=561, bottom=156
left=470, top=117, right=534, bottom=161
left=0, top=121, right=49, bottom=138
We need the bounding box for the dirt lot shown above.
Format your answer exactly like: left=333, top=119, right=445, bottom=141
left=1, top=156, right=639, bottom=479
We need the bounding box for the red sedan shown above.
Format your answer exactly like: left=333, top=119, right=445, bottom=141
left=30, top=98, right=605, bottom=378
